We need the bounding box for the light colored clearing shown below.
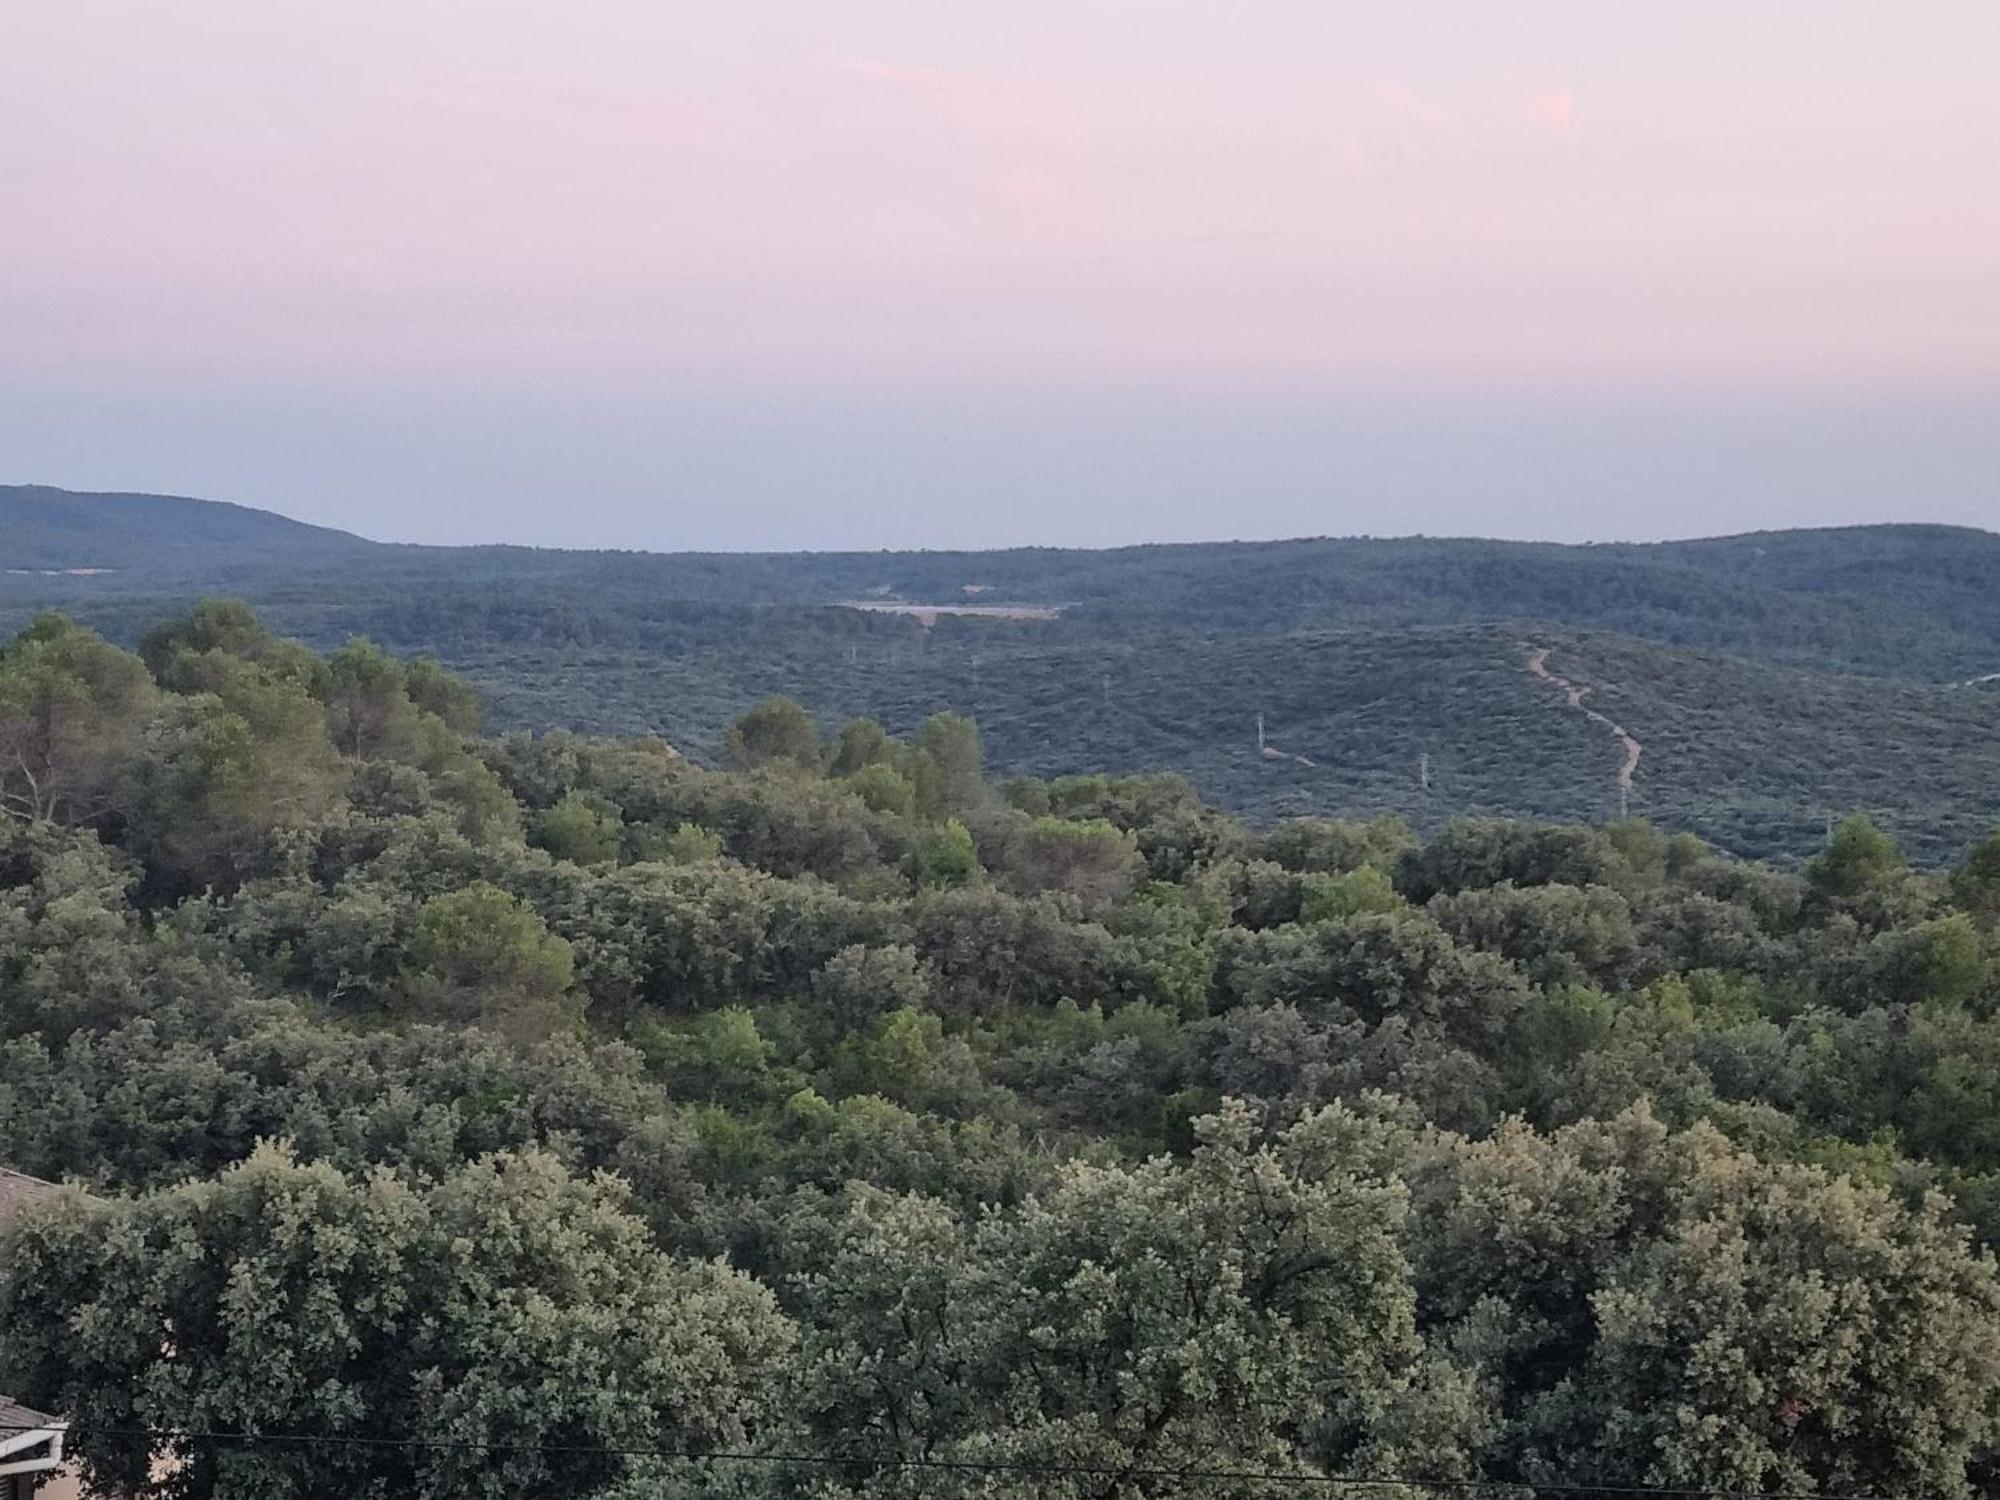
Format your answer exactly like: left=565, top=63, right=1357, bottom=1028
left=1524, top=645, right=1643, bottom=811
left=4, top=567, right=118, bottom=576
left=836, top=600, right=1063, bottom=626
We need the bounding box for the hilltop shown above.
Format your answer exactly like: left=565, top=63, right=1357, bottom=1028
left=1, top=484, right=382, bottom=577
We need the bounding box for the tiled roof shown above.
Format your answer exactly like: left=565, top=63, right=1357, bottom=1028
left=0, top=1394, right=63, bottom=1432
left=0, top=1166, right=65, bottom=1231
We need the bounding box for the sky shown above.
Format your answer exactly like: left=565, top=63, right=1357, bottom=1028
left=4, top=1, right=1997, bottom=550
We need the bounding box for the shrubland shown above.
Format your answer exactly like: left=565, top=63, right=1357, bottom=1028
left=5, top=605, right=2000, bottom=1497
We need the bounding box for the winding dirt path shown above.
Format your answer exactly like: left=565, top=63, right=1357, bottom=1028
left=1524, top=646, right=1642, bottom=814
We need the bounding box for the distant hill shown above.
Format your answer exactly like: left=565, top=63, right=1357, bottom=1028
left=0, top=484, right=379, bottom=577
left=5, top=483, right=1998, bottom=861
left=7, top=485, right=2000, bottom=681
left=457, top=624, right=2000, bottom=866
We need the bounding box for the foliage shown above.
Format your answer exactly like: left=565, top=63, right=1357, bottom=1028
left=535, top=789, right=623, bottom=864
left=778, top=1101, right=1418, bottom=1495
left=727, top=697, right=822, bottom=773
left=5, top=603, right=2000, bottom=1497
left=0, top=614, right=156, bottom=825
left=402, top=882, right=581, bottom=1042
left=907, top=818, right=977, bottom=890
left=995, top=815, right=1141, bottom=904
left=0, top=1146, right=789, bottom=1498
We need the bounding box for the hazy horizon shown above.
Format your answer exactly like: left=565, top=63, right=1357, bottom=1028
left=18, top=459, right=2000, bottom=558
left=7, top=3, right=1997, bottom=550
left=9, top=383, right=1997, bottom=552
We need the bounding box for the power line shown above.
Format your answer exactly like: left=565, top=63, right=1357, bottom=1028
left=0, top=1421, right=1907, bottom=1500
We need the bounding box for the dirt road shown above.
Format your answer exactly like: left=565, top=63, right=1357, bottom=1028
left=1524, top=645, right=1642, bottom=812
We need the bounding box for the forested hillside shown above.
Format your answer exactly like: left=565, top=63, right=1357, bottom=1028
left=0, top=484, right=378, bottom=576
left=11, top=487, right=2000, bottom=678
left=458, top=626, right=2000, bottom=866
left=7, top=486, right=1999, bottom=863
left=6, top=604, right=2000, bottom=1497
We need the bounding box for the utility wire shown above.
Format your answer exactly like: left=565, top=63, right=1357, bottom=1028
left=0, top=1421, right=1907, bottom=1500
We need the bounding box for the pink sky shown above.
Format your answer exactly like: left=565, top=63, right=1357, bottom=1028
left=3, top=3, right=1996, bottom=547
left=8, top=0, right=1998, bottom=392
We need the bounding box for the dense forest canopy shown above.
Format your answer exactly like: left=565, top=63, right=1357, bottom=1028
left=5, top=603, right=2000, bottom=1496
left=447, top=624, right=2000, bottom=867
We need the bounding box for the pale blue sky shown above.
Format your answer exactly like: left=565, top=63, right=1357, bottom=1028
left=5, top=2, right=1996, bottom=547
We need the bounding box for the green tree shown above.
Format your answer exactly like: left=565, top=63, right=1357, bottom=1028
left=404, top=655, right=483, bottom=734
left=828, top=717, right=896, bottom=776
left=536, top=789, right=623, bottom=864
left=908, top=818, right=978, bottom=890
left=637, top=1006, right=783, bottom=1104
left=129, top=667, right=347, bottom=887
left=1953, top=827, right=2000, bottom=928
left=1866, top=912, right=1992, bottom=1009
left=403, top=882, right=581, bottom=1041
left=663, top=821, right=724, bottom=864
left=1388, top=1102, right=2000, bottom=1498
left=0, top=1146, right=792, bottom=1499
left=1807, top=813, right=1908, bottom=902
left=138, top=598, right=321, bottom=693
left=321, top=637, right=424, bottom=761
left=812, top=943, right=933, bottom=1032
left=139, top=597, right=272, bottom=671
left=999, top=815, right=1142, bottom=905
left=1224, top=908, right=1530, bottom=1048
left=825, top=1005, right=964, bottom=1107
left=0, top=816, right=205, bottom=1041
left=0, top=615, right=157, bottom=825
left=784, top=1101, right=1418, bottom=1494
left=1396, top=820, right=1635, bottom=902
left=1299, top=865, right=1405, bottom=923
left=1427, top=880, right=1641, bottom=991
left=726, top=697, right=822, bottom=773
left=845, top=761, right=916, bottom=817
left=1257, top=816, right=1415, bottom=874
left=910, top=712, right=985, bottom=817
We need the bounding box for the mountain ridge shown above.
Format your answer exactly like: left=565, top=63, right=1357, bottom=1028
left=14, top=481, right=2000, bottom=685
left=7, top=481, right=1997, bottom=563
left=1, top=483, right=378, bottom=573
